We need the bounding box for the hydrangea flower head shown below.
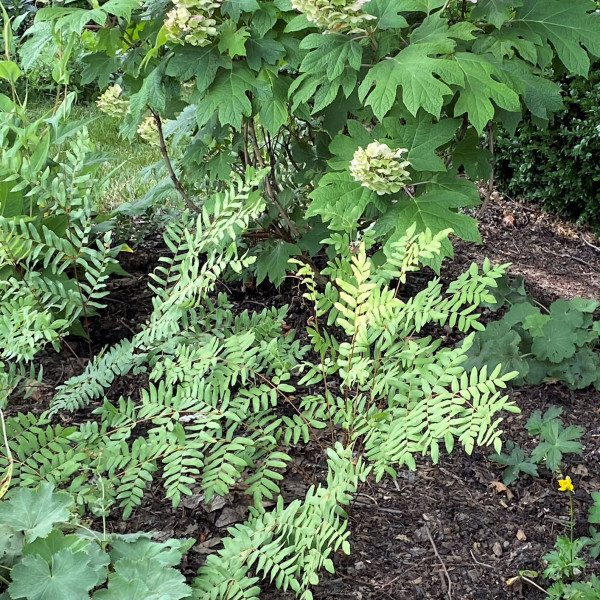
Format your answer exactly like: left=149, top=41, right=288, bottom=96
left=350, top=141, right=412, bottom=195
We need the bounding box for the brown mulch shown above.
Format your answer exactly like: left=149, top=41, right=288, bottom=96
left=15, top=194, right=600, bottom=599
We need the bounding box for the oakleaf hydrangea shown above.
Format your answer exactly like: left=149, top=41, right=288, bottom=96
left=291, top=0, right=376, bottom=34
left=137, top=116, right=161, bottom=147
left=96, top=84, right=130, bottom=118
left=164, top=0, right=220, bottom=46
left=350, top=142, right=412, bottom=195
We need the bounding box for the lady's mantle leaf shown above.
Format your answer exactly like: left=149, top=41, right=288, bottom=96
left=0, top=483, right=73, bottom=542
left=9, top=548, right=98, bottom=600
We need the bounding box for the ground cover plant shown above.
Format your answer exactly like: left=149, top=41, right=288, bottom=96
left=2, top=0, right=600, bottom=599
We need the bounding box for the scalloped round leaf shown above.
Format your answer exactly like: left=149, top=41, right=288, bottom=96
left=0, top=483, right=73, bottom=543
left=547, top=348, right=600, bottom=390
left=504, top=301, right=541, bottom=327
left=9, top=548, right=98, bottom=600
left=531, top=320, right=576, bottom=363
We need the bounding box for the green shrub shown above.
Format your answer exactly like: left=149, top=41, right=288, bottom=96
left=0, top=91, right=125, bottom=363
left=495, top=65, right=600, bottom=229
left=28, top=0, right=600, bottom=283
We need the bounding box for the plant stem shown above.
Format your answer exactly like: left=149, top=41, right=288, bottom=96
left=149, top=107, right=199, bottom=212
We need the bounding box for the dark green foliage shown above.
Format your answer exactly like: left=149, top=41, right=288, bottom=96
left=489, top=440, right=538, bottom=485
left=490, top=406, right=583, bottom=484
left=463, top=296, right=600, bottom=390
left=526, top=408, right=584, bottom=471
left=495, top=64, right=600, bottom=230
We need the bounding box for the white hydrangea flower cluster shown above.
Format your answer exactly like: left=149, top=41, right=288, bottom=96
left=350, top=141, right=412, bottom=195
left=164, top=0, right=220, bottom=47
left=96, top=84, right=130, bottom=118
left=137, top=116, right=161, bottom=147
left=290, top=0, right=376, bottom=34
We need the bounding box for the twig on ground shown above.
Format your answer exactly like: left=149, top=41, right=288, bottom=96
left=581, top=235, right=600, bottom=253
left=469, top=549, right=493, bottom=569
left=425, top=525, right=452, bottom=599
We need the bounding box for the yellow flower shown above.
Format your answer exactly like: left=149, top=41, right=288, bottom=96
left=558, top=476, right=573, bottom=492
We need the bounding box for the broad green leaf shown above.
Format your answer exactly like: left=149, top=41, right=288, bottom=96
left=307, top=171, right=375, bottom=231
left=531, top=420, right=584, bottom=471
left=258, top=71, right=289, bottom=134
left=359, top=40, right=463, bottom=119
left=251, top=2, right=278, bottom=36
left=23, top=530, right=109, bottom=588
left=513, top=0, right=600, bottom=75
left=0, top=60, right=21, bottom=83
left=398, top=0, right=445, bottom=12
left=9, top=548, right=98, bottom=600
left=111, top=557, right=191, bottom=600
left=424, top=172, right=481, bottom=208
left=547, top=348, right=600, bottom=390
left=218, top=21, right=250, bottom=58
left=221, top=0, right=260, bottom=20
left=364, top=0, right=409, bottom=29
left=525, top=406, right=563, bottom=435
left=490, top=441, right=538, bottom=485
left=255, top=241, right=300, bottom=285
left=503, top=301, right=540, bottom=327
left=0, top=483, right=73, bottom=542
left=166, top=46, right=229, bottom=93
left=472, top=29, right=538, bottom=63
left=93, top=578, right=152, bottom=600
left=494, top=57, right=563, bottom=121
left=246, top=35, right=286, bottom=70
left=196, top=64, right=265, bottom=129
left=299, top=34, right=362, bottom=81
left=471, top=0, right=524, bottom=29
left=531, top=320, right=577, bottom=363
left=452, top=53, right=521, bottom=133
left=109, top=538, right=194, bottom=567
left=373, top=186, right=481, bottom=251
left=128, top=65, right=166, bottom=121
left=80, top=54, right=119, bottom=89
left=327, top=120, right=374, bottom=170
left=453, top=129, right=492, bottom=179
left=411, top=13, right=477, bottom=45
left=462, top=321, right=528, bottom=381
left=377, top=112, right=461, bottom=172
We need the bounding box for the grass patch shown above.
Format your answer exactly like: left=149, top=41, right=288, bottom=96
left=28, top=101, right=161, bottom=212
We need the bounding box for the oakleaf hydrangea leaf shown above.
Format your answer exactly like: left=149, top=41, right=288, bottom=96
left=452, top=52, right=521, bottom=133
left=471, top=0, right=524, bottom=29
left=9, top=548, right=98, bottom=600
left=221, top=0, right=260, bottom=20
left=358, top=38, right=463, bottom=119
left=364, top=0, right=409, bottom=29
left=513, top=0, right=600, bottom=75
left=255, top=241, right=301, bottom=286
left=0, top=483, right=73, bottom=542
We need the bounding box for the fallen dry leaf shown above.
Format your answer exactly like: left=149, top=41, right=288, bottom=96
left=489, top=480, right=515, bottom=501
left=502, top=213, right=515, bottom=227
